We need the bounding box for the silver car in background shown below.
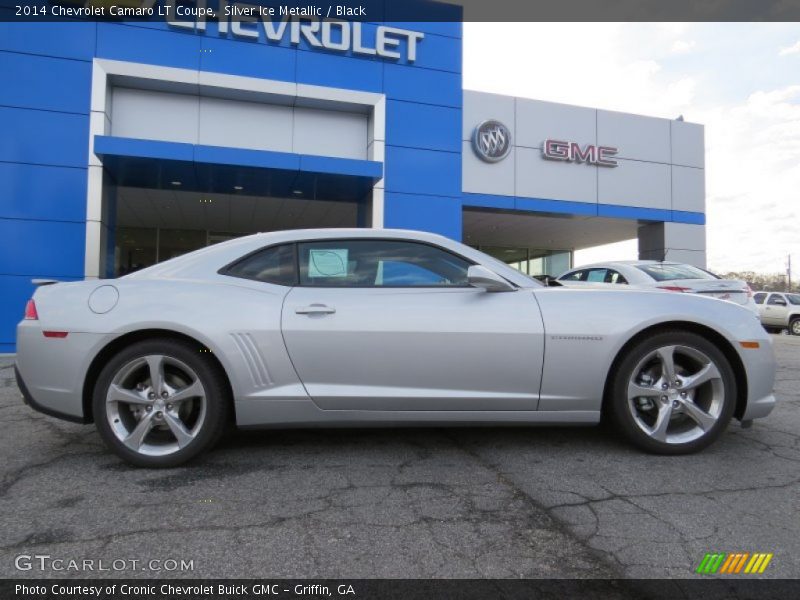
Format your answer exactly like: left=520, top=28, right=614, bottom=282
left=557, top=260, right=759, bottom=314
left=754, top=291, right=800, bottom=335
left=15, top=230, right=776, bottom=467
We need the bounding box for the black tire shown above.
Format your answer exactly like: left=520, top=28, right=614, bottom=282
left=608, top=330, right=737, bottom=455
left=790, top=317, right=800, bottom=336
left=93, top=338, right=231, bottom=468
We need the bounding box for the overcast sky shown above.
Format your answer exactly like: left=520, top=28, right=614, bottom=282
left=463, top=23, right=800, bottom=275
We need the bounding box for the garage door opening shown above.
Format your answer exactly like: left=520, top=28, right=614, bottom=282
left=114, top=186, right=360, bottom=276
left=463, top=207, right=640, bottom=279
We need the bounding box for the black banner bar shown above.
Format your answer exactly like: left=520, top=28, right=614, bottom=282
left=3, top=579, right=800, bottom=600
left=5, top=0, right=800, bottom=23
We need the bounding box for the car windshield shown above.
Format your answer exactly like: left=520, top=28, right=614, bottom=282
left=787, top=294, right=800, bottom=305
left=636, top=263, right=719, bottom=282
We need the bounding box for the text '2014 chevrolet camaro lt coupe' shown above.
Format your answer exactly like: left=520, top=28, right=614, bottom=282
left=15, top=229, right=777, bottom=467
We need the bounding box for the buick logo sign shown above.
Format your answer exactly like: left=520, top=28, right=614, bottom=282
left=472, top=120, right=512, bottom=163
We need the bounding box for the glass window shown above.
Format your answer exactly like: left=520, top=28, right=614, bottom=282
left=767, top=294, right=787, bottom=306
left=159, top=229, right=207, bottom=261
left=753, top=292, right=767, bottom=305
left=116, top=227, right=157, bottom=276
left=561, top=270, right=586, bottom=282
left=787, top=294, right=800, bottom=306
left=586, top=269, right=608, bottom=283
left=298, top=240, right=471, bottom=287
left=224, top=244, right=297, bottom=286
left=606, top=270, right=628, bottom=284
left=636, top=263, right=719, bottom=282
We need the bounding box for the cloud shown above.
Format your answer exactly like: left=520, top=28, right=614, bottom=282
left=671, top=39, right=696, bottom=54
left=464, top=23, right=800, bottom=274
left=779, top=40, right=800, bottom=56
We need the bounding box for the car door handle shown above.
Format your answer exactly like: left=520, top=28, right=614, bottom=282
left=295, top=304, right=336, bottom=315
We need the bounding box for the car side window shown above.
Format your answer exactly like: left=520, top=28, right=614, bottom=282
left=753, top=292, right=767, bottom=305
left=223, top=243, right=297, bottom=286
left=297, top=240, right=472, bottom=288
left=585, top=269, right=608, bottom=283
left=767, top=294, right=787, bottom=306
left=605, top=269, right=628, bottom=284
left=561, top=270, right=586, bottom=281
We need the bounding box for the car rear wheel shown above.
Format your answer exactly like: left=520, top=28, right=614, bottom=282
left=790, top=318, right=800, bottom=336
left=609, top=331, right=736, bottom=454
left=93, top=338, right=230, bottom=467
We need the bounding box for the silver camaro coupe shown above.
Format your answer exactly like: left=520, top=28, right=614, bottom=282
left=15, top=229, right=776, bottom=467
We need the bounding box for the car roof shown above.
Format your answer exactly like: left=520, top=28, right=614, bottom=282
left=123, top=228, right=542, bottom=288
left=567, top=260, right=681, bottom=270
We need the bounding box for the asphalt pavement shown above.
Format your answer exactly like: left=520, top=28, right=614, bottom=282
left=0, top=336, right=797, bottom=579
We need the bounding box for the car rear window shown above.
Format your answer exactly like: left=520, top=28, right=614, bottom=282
left=636, top=263, right=719, bottom=282
left=223, top=243, right=297, bottom=286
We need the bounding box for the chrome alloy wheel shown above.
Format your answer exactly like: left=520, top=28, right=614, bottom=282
left=791, top=320, right=800, bottom=336
left=105, top=354, right=207, bottom=457
left=627, top=345, right=724, bottom=445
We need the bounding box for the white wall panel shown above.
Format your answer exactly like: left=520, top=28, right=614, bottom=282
left=671, top=120, right=705, bottom=168
left=597, top=110, right=671, bottom=163
left=598, top=159, right=670, bottom=209
left=515, top=98, right=596, bottom=150
left=110, top=87, right=369, bottom=160
left=293, top=107, right=368, bottom=160
left=111, top=87, right=198, bottom=144
left=516, top=146, right=598, bottom=203
left=671, top=165, right=705, bottom=213
left=198, top=97, right=293, bottom=153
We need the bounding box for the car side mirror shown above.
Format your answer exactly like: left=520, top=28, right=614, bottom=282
left=467, top=265, right=516, bottom=292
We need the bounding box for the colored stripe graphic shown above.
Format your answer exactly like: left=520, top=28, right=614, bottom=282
left=697, top=552, right=773, bottom=574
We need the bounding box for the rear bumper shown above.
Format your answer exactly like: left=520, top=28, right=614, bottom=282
left=15, top=365, right=89, bottom=424
left=16, top=322, right=111, bottom=423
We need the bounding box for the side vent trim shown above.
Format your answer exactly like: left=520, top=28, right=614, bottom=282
left=230, top=332, right=272, bottom=389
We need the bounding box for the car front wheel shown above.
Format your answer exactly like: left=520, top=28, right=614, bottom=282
left=790, top=318, right=800, bottom=336
left=93, top=338, right=230, bottom=467
left=609, top=330, right=736, bottom=454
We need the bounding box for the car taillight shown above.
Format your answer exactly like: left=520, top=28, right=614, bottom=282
left=24, top=299, right=38, bottom=320
left=657, top=286, right=692, bottom=293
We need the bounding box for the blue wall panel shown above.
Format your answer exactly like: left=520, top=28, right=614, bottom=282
left=383, top=63, right=461, bottom=107
left=200, top=37, right=297, bottom=82
left=0, top=107, right=89, bottom=168
left=386, top=100, right=461, bottom=152
left=0, top=21, right=96, bottom=61
left=407, top=31, right=461, bottom=73
left=296, top=50, right=383, bottom=92
left=0, top=219, right=85, bottom=277
left=0, top=51, right=92, bottom=114
left=96, top=23, right=202, bottom=71
left=384, top=145, right=461, bottom=197
left=0, top=276, right=36, bottom=346
left=0, top=274, right=83, bottom=347
left=0, top=163, right=87, bottom=222
left=383, top=192, right=462, bottom=240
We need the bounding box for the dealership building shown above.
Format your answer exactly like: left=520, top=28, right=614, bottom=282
left=0, top=6, right=706, bottom=353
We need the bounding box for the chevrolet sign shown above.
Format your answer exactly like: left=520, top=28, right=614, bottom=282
left=165, top=0, right=425, bottom=62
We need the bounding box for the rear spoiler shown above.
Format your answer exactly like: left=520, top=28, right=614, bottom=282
left=31, top=279, right=60, bottom=287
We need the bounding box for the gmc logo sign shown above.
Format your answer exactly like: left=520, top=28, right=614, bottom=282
left=543, top=139, right=619, bottom=167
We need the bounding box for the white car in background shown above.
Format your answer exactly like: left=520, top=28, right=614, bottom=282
left=753, top=291, right=800, bottom=335
left=556, top=261, right=758, bottom=314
